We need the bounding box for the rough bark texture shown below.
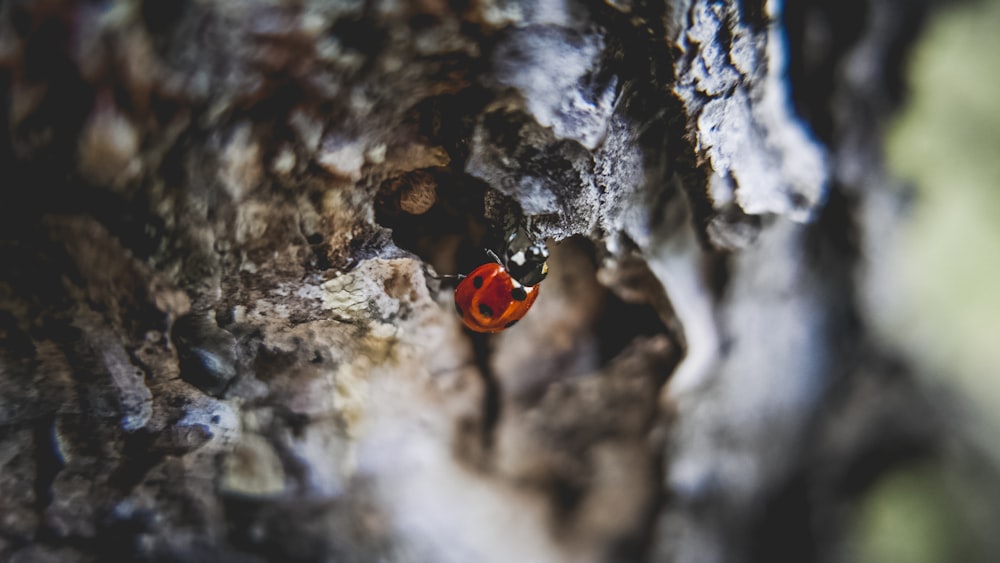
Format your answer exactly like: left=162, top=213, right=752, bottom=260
left=0, top=0, right=984, bottom=562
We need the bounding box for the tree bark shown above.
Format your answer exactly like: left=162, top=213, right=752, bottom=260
left=0, top=0, right=975, bottom=562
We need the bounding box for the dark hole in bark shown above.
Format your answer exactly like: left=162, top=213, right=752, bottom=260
left=374, top=167, right=492, bottom=278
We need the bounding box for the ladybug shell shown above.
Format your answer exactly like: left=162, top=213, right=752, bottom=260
left=454, top=262, right=539, bottom=333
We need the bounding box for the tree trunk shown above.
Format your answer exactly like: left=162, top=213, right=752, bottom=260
left=0, top=0, right=983, bottom=562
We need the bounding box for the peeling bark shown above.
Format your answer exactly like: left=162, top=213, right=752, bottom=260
left=0, top=0, right=980, bottom=562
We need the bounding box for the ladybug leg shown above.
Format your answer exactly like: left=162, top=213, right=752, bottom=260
left=424, top=267, right=466, bottom=281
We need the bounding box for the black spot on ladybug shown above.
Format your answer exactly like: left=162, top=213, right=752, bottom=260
left=454, top=302, right=463, bottom=316
left=478, top=303, right=494, bottom=318
left=504, top=320, right=518, bottom=328
left=511, top=287, right=527, bottom=301
left=473, top=276, right=484, bottom=289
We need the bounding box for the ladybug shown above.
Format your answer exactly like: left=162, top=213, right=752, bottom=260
left=453, top=232, right=549, bottom=333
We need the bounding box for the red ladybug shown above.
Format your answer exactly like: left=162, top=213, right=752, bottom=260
left=453, top=236, right=549, bottom=333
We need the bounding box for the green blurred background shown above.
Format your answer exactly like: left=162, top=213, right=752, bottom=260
left=858, top=0, right=1000, bottom=560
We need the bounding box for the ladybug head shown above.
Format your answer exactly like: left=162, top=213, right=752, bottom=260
left=503, top=230, right=549, bottom=287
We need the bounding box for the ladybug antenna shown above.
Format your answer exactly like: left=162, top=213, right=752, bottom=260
left=486, top=248, right=504, bottom=266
